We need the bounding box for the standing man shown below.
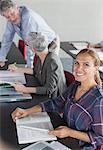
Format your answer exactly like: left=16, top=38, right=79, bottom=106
left=0, top=0, right=60, bottom=68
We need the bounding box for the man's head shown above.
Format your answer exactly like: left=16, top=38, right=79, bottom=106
left=27, top=32, right=48, bottom=53
left=0, top=0, right=20, bottom=24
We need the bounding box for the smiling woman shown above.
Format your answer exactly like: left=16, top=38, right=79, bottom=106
left=11, top=49, right=103, bottom=149
left=73, top=48, right=102, bottom=101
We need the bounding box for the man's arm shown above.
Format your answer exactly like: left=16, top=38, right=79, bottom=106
left=0, top=21, right=15, bottom=59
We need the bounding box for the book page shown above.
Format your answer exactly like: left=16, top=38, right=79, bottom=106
left=16, top=112, right=57, bottom=144
left=22, top=141, right=71, bottom=150
left=0, top=93, right=32, bottom=102
left=22, top=141, right=54, bottom=150
left=50, top=141, right=71, bottom=150
left=0, top=70, right=26, bottom=84
left=16, top=112, right=50, bottom=124
left=0, top=87, right=22, bottom=96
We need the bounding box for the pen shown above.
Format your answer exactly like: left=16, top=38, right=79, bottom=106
left=20, top=125, right=49, bottom=132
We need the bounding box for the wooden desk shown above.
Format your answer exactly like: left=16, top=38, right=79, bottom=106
left=0, top=74, right=81, bottom=150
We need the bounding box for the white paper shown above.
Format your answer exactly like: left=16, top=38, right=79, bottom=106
left=99, top=66, right=103, bottom=73
left=72, top=42, right=88, bottom=50
left=22, top=141, right=54, bottom=150
left=0, top=70, right=26, bottom=84
left=69, top=50, right=80, bottom=55
left=50, top=141, right=71, bottom=150
left=22, top=141, right=71, bottom=150
left=16, top=112, right=57, bottom=144
left=70, top=48, right=103, bottom=61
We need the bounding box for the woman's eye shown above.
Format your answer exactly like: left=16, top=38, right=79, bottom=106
left=84, top=63, right=89, bottom=66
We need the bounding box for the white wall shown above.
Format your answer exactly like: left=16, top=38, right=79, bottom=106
left=0, top=0, right=103, bottom=43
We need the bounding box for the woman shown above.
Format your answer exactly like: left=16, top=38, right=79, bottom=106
left=8, top=32, right=66, bottom=98
left=12, top=49, right=103, bottom=149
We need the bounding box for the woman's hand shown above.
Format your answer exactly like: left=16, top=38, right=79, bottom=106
left=12, top=105, right=42, bottom=122
left=8, top=64, right=19, bottom=72
left=0, top=62, right=5, bottom=67
left=13, top=83, right=28, bottom=93
left=11, top=107, right=29, bottom=122
left=49, top=126, right=72, bottom=138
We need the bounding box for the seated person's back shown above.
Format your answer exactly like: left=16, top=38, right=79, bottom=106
left=8, top=32, right=66, bottom=98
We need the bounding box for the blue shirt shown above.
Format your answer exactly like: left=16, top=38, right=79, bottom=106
left=40, top=81, right=103, bottom=149
left=0, top=6, right=56, bottom=67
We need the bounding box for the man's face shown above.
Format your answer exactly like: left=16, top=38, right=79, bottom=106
left=2, top=7, right=20, bottom=24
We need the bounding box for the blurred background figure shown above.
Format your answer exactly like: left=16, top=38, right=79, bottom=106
left=88, top=40, right=103, bottom=52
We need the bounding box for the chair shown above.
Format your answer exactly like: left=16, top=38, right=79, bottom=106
left=18, top=39, right=26, bottom=59
left=97, top=146, right=102, bottom=150
left=33, top=54, right=38, bottom=66
left=64, top=70, right=75, bottom=87
left=34, top=55, right=75, bottom=87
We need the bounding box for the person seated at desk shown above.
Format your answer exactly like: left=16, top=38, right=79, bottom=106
left=88, top=40, right=103, bottom=52
left=8, top=32, right=66, bottom=98
left=12, top=49, right=103, bottom=150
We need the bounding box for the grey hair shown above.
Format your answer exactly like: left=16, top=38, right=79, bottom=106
left=27, top=32, right=48, bottom=52
left=0, top=0, right=16, bottom=15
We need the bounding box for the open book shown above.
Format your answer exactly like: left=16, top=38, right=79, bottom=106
left=0, top=70, right=26, bottom=84
left=22, top=141, right=71, bottom=150
left=16, top=112, right=57, bottom=144
left=0, top=81, right=32, bottom=102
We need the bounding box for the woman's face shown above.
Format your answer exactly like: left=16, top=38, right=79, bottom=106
left=73, top=53, right=98, bottom=82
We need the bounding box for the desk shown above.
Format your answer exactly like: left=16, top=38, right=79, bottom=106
left=0, top=42, right=26, bottom=70
left=60, top=41, right=103, bottom=62
left=0, top=74, right=81, bottom=150
left=60, top=41, right=76, bottom=59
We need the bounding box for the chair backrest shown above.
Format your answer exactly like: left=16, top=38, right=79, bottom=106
left=97, top=146, right=102, bottom=150
left=18, top=40, right=26, bottom=59
left=33, top=54, right=38, bottom=66
left=64, top=70, right=75, bottom=87
left=33, top=56, right=75, bottom=87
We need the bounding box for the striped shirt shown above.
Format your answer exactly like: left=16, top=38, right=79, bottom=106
left=41, top=81, right=103, bottom=149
